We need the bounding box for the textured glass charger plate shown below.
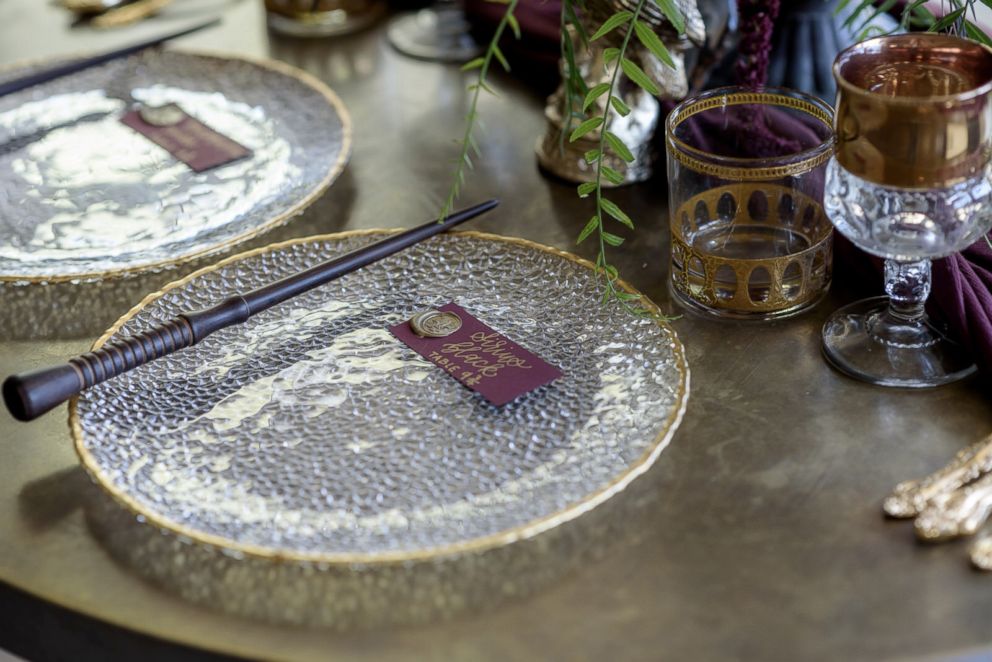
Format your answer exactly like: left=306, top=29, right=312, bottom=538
left=70, top=231, right=689, bottom=628
left=0, top=49, right=350, bottom=282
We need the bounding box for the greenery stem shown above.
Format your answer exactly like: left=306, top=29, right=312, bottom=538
left=592, top=0, right=648, bottom=310
left=559, top=5, right=574, bottom=155
left=558, top=0, right=587, bottom=155
left=441, top=0, right=520, bottom=220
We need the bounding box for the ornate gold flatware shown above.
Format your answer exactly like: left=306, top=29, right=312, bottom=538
left=883, top=433, right=992, bottom=519
left=89, top=0, right=174, bottom=28
left=61, top=0, right=120, bottom=11
left=884, top=432, right=992, bottom=568
left=914, top=471, right=992, bottom=541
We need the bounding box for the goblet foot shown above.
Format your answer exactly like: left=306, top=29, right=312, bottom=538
left=387, top=5, right=482, bottom=63
left=822, top=296, right=976, bottom=388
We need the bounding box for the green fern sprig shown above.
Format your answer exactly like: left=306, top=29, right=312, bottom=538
left=441, top=0, right=521, bottom=220
left=559, top=0, right=590, bottom=155
left=569, top=0, right=684, bottom=316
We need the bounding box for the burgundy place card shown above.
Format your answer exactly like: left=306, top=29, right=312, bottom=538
left=389, top=302, right=563, bottom=406
left=120, top=106, right=251, bottom=172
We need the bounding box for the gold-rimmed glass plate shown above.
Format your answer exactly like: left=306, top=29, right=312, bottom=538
left=0, top=49, right=350, bottom=282
left=71, top=231, right=689, bottom=565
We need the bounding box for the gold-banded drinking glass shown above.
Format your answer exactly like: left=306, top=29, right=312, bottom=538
left=822, top=34, right=992, bottom=387
left=665, top=87, right=836, bottom=320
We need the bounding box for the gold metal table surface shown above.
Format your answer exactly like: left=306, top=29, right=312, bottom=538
left=2, top=2, right=992, bottom=660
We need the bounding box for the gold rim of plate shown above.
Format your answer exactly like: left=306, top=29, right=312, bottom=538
left=0, top=48, right=353, bottom=284
left=68, top=230, right=691, bottom=566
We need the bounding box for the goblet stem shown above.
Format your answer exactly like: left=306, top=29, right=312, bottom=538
left=883, top=258, right=930, bottom=323
left=861, top=258, right=943, bottom=354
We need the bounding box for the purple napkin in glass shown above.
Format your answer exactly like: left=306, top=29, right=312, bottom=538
left=671, top=102, right=826, bottom=158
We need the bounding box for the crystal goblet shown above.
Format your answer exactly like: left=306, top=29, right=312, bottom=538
left=822, top=34, right=992, bottom=388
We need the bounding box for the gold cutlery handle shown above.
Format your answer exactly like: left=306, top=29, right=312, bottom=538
left=915, top=471, right=992, bottom=541
left=883, top=433, right=992, bottom=518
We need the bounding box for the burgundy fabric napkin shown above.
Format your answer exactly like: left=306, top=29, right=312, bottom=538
left=930, top=242, right=992, bottom=378
left=670, top=103, right=828, bottom=158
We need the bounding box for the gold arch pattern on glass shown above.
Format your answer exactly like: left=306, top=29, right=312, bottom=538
left=670, top=184, right=833, bottom=313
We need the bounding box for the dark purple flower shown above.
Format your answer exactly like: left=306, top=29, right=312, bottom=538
left=735, top=0, right=781, bottom=88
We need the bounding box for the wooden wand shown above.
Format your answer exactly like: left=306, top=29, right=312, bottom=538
left=3, top=199, right=499, bottom=421
left=0, top=18, right=222, bottom=98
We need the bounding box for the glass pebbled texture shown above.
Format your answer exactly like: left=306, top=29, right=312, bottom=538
left=75, top=233, right=688, bottom=559
left=0, top=50, right=346, bottom=279
left=825, top=158, right=992, bottom=261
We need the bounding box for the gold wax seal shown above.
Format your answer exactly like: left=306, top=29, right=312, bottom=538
left=409, top=310, right=462, bottom=338
left=139, top=103, right=186, bottom=127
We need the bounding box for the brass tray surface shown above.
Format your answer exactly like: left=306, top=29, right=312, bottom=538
left=3, top=3, right=992, bottom=660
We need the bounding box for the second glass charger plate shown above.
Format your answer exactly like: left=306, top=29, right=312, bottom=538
left=0, top=48, right=351, bottom=282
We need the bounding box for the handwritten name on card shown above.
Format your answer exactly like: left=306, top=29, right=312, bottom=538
left=121, top=106, right=251, bottom=173
left=389, top=302, right=562, bottom=405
